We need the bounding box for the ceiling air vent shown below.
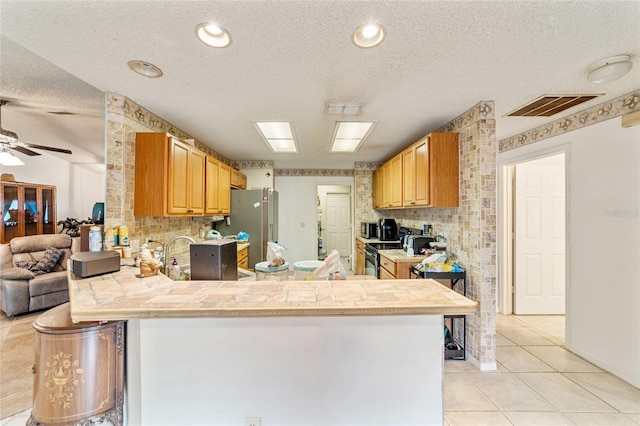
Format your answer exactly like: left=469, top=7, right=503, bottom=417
left=507, top=94, right=603, bottom=117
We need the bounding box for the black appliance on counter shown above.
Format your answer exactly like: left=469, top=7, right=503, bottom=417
left=364, top=241, right=403, bottom=278
left=361, top=222, right=378, bottom=239
left=378, top=218, right=398, bottom=241
left=190, top=240, right=238, bottom=280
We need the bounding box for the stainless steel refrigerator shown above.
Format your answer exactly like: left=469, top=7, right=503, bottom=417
left=216, top=188, right=278, bottom=269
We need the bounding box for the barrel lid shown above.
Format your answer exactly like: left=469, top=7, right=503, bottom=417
left=255, top=261, right=289, bottom=272
left=33, top=303, right=101, bottom=332
left=293, top=260, right=324, bottom=271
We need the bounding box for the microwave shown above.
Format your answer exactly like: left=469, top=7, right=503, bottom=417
left=361, top=222, right=378, bottom=239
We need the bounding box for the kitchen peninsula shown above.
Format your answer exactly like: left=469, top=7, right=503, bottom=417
left=68, top=267, right=476, bottom=425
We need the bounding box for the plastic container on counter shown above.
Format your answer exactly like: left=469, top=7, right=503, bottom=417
left=293, top=260, right=324, bottom=281
left=255, top=261, right=290, bottom=281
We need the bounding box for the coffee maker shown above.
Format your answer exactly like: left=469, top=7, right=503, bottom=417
left=378, top=218, right=398, bottom=241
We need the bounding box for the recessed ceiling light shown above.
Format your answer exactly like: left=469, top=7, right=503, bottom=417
left=352, top=23, right=386, bottom=48
left=330, top=121, right=376, bottom=153
left=195, top=23, right=232, bottom=48
left=254, top=121, right=298, bottom=153
left=587, top=54, right=633, bottom=84
left=127, top=60, right=163, bottom=78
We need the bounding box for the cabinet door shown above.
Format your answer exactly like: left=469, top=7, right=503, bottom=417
left=23, top=185, right=38, bottom=237
left=389, top=154, right=403, bottom=207
left=40, top=187, right=56, bottom=235
left=1, top=184, right=21, bottom=243
left=429, top=133, right=459, bottom=207
left=380, top=267, right=396, bottom=280
left=239, top=173, right=247, bottom=190
left=189, top=149, right=206, bottom=214
left=205, top=157, right=221, bottom=214
left=414, top=137, right=430, bottom=206
left=218, top=163, right=231, bottom=215
left=230, top=168, right=241, bottom=187
left=372, top=168, right=382, bottom=209
left=355, top=247, right=365, bottom=275
left=402, top=147, right=415, bottom=207
left=382, top=162, right=391, bottom=208
left=167, top=138, right=190, bottom=214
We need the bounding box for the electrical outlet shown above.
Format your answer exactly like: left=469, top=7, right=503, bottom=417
left=244, top=417, right=261, bottom=426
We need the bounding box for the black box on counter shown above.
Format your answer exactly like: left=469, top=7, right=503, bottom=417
left=70, top=251, right=121, bottom=278
left=190, top=240, right=237, bottom=281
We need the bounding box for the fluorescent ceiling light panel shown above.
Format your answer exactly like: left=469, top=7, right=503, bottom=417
left=254, top=121, right=298, bottom=153
left=330, top=121, right=376, bottom=153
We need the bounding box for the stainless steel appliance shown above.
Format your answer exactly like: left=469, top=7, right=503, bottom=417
left=216, top=188, right=278, bottom=268
left=361, top=222, right=378, bottom=239
left=364, top=241, right=403, bottom=278
left=378, top=218, right=398, bottom=241
left=190, top=239, right=238, bottom=280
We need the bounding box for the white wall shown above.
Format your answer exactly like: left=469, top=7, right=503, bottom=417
left=275, top=176, right=353, bottom=266
left=498, top=117, right=640, bottom=387
left=0, top=154, right=105, bottom=222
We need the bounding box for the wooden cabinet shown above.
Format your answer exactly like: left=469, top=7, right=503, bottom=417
left=372, top=168, right=382, bottom=209
left=379, top=253, right=414, bottom=279
left=1, top=182, right=56, bottom=243
left=230, top=168, right=247, bottom=189
left=29, top=303, right=124, bottom=426
left=205, top=157, right=231, bottom=215
left=135, top=133, right=207, bottom=216
left=355, top=239, right=365, bottom=275
left=375, top=132, right=459, bottom=210
left=237, top=244, right=249, bottom=269
left=380, top=153, right=403, bottom=209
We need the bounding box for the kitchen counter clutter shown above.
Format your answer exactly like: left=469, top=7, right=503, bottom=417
left=67, top=265, right=476, bottom=322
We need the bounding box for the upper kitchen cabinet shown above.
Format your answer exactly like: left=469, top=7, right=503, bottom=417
left=375, top=132, right=459, bottom=210
left=372, top=168, right=383, bottom=209
left=230, top=168, right=247, bottom=190
left=134, top=133, right=206, bottom=217
left=381, top=153, right=403, bottom=209
left=422, top=132, right=459, bottom=207
left=206, top=157, right=231, bottom=215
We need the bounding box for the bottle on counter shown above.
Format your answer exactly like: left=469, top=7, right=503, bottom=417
left=113, top=226, right=119, bottom=246
left=171, top=257, right=180, bottom=280
left=104, top=227, right=114, bottom=250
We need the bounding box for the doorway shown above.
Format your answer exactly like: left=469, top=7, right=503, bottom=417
left=501, top=151, right=568, bottom=315
left=317, top=185, right=352, bottom=269
left=513, top=153, right=566, bottom=314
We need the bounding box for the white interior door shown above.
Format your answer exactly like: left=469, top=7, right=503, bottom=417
left=326, top=193, right=351, bottom=258
left=514, top=154, right=565, bottom=314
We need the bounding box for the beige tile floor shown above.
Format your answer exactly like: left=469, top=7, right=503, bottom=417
left=445, top=314, right=640, bottom=426
left=2, top=313, right=639, bottom=425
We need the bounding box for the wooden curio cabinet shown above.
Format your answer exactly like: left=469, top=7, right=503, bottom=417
left=1, top=181, right=56, bottom=243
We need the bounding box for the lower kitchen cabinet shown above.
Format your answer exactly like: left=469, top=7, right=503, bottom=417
left=29, top=303, right=124, bottom=426
left=237, top=244, right=249, bottom=270
left=355, top=239, right=365, bottom=275
left=379, top=253, right=414, bottom=279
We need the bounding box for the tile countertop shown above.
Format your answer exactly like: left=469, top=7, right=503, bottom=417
left=67, top=266, right=476, bottom=322
left=378, top=249, right=428, bottom=263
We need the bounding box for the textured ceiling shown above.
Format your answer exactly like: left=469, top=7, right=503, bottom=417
left=1, top=1, right=639, bottom=169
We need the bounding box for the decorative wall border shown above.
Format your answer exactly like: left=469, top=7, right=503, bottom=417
left=106, top=92, right=232, bottom=164
left=275, top=169, right=354, bottom=177
left=354, top=161, right=381, bottom=170
left=231, top=160, right=274, bottom=169
left=439, top=101, right=495, bottom=133
left=499, top=90, right=640, bottom=152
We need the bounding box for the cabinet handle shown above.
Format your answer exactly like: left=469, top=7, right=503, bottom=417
left=32, top=364, right=36, bottom=374
left=187, top=209, right=194, bottom=213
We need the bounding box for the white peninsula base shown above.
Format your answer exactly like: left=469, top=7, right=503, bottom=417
left=125, top=315, right=445, bottom=425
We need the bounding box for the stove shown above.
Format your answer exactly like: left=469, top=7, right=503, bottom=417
left=365, top=241, right=403, bottom=278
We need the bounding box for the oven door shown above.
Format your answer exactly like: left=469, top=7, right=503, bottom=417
left=364, top=246, right=378, bottom=277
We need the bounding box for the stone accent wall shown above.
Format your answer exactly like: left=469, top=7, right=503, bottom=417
left=354, top=102, right=497, bottom=367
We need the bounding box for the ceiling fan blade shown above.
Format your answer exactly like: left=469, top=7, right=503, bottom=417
left=9, top=145, right=41, bottom=156
left=22, top=143, right=72, bottom=155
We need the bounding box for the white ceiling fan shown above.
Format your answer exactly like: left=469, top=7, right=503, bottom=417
left=0, top=100, right=73, bottom=157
